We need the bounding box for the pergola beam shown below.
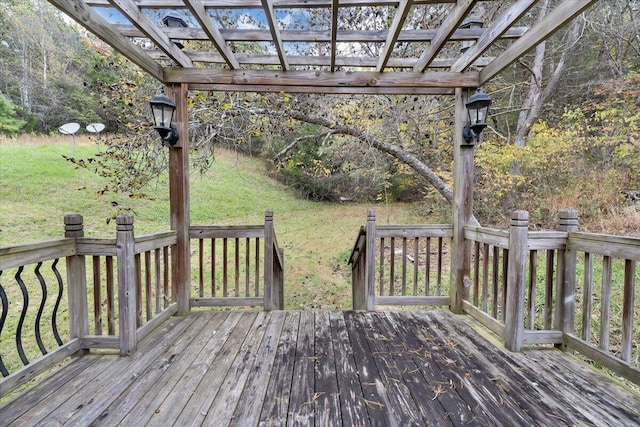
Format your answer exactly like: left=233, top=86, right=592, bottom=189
left=187, top=84, right=455, bottom=95
left=46, top=0, right=163, bottom=80
left=450, top=0, right=536, bottom=73
left=413, top=0, right=477, bottom=72
left=480, top=0, right=599, bottom=84
left=184, top=0, right=240, bottom=69
left=163, top=68, right=479, bottom=89
left=109, top=0, right=193, bottom=67
left=114, top=26, right=528, bottom=43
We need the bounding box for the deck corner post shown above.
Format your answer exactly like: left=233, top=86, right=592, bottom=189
left=505, top=210, right=529, bottom=352
left=65, top=214, right=88, bottom=341
left=556, top=209, right=579, bottom=338
left=451, top=87, right=474, bottom=314
left=364, top=209, right=377, bottom=311
left=116, top=214, right=137, bottom=356
left=264, top=209, right=275, bottom=311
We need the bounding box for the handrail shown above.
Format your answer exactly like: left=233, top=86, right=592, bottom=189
left=189, top=210, right=284, bottom=310
left=462, top=209, right=639, bottom=385
left=349, top=210, right=453, bottom=310
left=0, top=215, right=176, bottom=396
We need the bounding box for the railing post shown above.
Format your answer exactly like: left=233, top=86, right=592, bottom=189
left=116, top=214, right=137, bottom=356
left=65, top=214, right=88, bottom=342
left=264, top=210, right=275, bottom=311
left=505, top=210, right=528, bottom=352
left=556, top=209, right=579, bottom=336
left=364, top=209, right=376, bottom=311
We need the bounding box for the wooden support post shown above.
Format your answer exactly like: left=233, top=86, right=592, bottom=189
left=65, top=214, right=88, bottom=342
left=264, top=210, right=275, bottom=311
left=556, top=209, right=579, bottom=336
left=116, top=214, right=137, bottom=356
left=504, top=210, right=529, bottom=352
left=168, top=83, right=190, bottom=316
left=364, top=209, right=377, bottom=311
left=450, top=88, right=474, bottom=314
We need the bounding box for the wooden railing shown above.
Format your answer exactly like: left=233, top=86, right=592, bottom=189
left=349, top=209, right=452, bottom=310
left=463, top=209, right=639, bottom=386
left=0, top=214, right=176, bottom=397
left=189, top=210, right=284, bottom=310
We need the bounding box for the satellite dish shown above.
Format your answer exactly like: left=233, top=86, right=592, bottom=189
left=59, top=122, right=80, bottom=135
left=86, top=123, right=105, bottom=133
left=59, top=122, right=80, bottom=156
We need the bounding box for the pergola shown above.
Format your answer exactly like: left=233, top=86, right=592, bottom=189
left=45, top=0, right=598, bottom=317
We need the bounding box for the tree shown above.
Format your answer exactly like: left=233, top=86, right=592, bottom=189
left=0, top=92, right=26, bottom=135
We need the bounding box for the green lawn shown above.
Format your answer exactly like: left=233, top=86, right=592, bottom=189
left=0, top=136, right=432, bottom=309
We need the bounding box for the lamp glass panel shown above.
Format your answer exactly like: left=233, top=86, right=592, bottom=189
left=152, top=104, right=173, bottom=128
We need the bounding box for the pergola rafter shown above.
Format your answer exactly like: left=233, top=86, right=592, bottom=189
left=54, top=0, right=597, bottom=93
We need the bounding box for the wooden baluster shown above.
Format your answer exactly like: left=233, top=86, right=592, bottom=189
left=557, top=209, right=578, bottom=336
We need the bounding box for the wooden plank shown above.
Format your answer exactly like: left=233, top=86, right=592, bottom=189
left=231, top=311, right=286, bottom=424
left=328, top=311, right=371, bottom=426
left=480, top=0, right=599, bottom=84
left=184, top=0, right=240, bottom=68
left=405, top=311, right=529, bottom=425
left=54, top=313, right=213, bottom=427
left=0, top=239, right=75, bottom=271
left=0, top=339, right=83, bottom=398
left=133, top=231, right=177, bottom=254
left=582, top=251, right=593, bottom=342
left=521, top=330, right=563, bottom=345
left=188, top=83, right=456, bottom=95
left=621, top=260, right=636, bottom=363
left=261, top=0, right=290, bottom=70
left=450, top=0, right=536, bottom=72
left=367, top=312, right=456, bottom=425
left=427, top=311, right=582, bottom=426
left=165, top=68, right=479, bottom=88
left=568, top=232, right=640, bottom=260
left=527, top=231, right=566, bottom=250
left=377, top=0, right=412, bottom=71
left=174, top=312, right=259, bottom=426
left=80, top=335, right=119, bottom=349
left=119, top=312, right=242, bottom=425
left=313, top=311, right=342, bottom=426
left=286, top=310, right=316, bottom=425
left=0, top=355, right=102, bottom=423
left=342, top=311, right=390, bottom=425
left=259, top=311, right=301, bottom=424
left=87, top=312, right=233, bottom=426
left=413, top=0, right=477, bottom=71
left=116, top=24, right=527, bottom=44
left=136, top=303, right=178, bottom=341
left=464, top=226, right=509, bottom=249
left=375, top=296, right=449, bottom=306
left=110, top=0, right=193, bottom=67
left=75, top=238, right=118, bottom=256
left=45, top=0, right=163, bottom=81
left=190, top=225, right=265, bottom=239
left=462, top=300, right=505, bottom=339
left=600, top=255, right=612, bottom=351
left=10, top=315, right=195, bottom=425
left=376, top=224, right=452, bottom=239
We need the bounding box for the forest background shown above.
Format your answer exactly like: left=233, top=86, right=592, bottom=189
left=0, top=0, right=639, bottom=234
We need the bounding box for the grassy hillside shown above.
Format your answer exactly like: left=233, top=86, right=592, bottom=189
left=0, top=135, right=429, bottom=309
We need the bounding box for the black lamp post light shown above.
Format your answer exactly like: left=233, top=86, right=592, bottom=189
left=150, top=88, right=179, bottom=146
left=463, top=89, right=492, bottom=145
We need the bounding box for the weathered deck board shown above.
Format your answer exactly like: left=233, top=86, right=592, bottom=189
left=2, top=310, right=639, bottom=427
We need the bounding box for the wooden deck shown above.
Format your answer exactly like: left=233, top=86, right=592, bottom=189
left=1, top=310, right=639, bottom=426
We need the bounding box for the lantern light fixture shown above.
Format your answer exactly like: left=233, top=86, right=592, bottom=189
left=162, top=14, right=188, bottom=49
left=149, top=88, right=179, bottom=146
left=463, top=89, right=492, bottom=145
left=459, top=16, right=484, bottom=54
